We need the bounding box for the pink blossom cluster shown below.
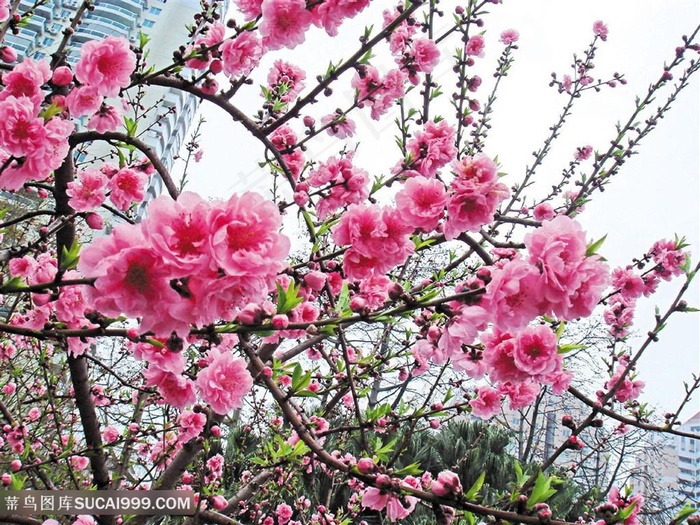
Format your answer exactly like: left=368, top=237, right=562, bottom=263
left=403, top=120, right=458, bottom=178
left=444, top=154, right=509, bottom=239
left=332, top=203, right=414, bottom=280
left=67, top=163, right=148, bottom=212
left=268, top=60, right=307, bottom=102
left=78, top=191, right=290, bottom=337
left=234, top=0, right=370, bottom=49
left=352, top=65, right=407, bottom=120
left=360, top=474, right=419, bottom=522
left=136, top=336, right=253, bottom=415
left=603, top=239, right=687, bottom=340
left=0, top=59, right=73, bottom=191
left=270, top=124, right=305, bottom=180
left=307, top=153, right=369, bottom=219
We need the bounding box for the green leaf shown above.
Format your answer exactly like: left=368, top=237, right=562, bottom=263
left=124, top=117, right=138, bottom=138
left=527, top=471, right=556, bottom=508
left=586, top=234, right=607, bottom=256
left=672, top=503, right=697, bottom=524
left=394, top=462, right=422, bottom=476
left=60, top=238, right=81, bottom=270
left=611, top=502, right=637, bottom=523
left=138, top=31, right=150, bottom=49
left=558, top=343, right=586, bottom=354
left=0, top=276, right=27, bottom=292
left=276, top=281, right=303, bottom=314
left=465, top=471, right=486, bottom=500
left=555, top=321, right=566, bottom=339
left=10, top=474, right=25, bottom=490
left=40, top=99, right=64, bottom=121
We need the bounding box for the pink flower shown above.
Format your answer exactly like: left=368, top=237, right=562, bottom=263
left=259, top=0, right=313, bottom=50
left=532, top=203, right=555, bottom=221
left=75, top=36, right=136, bottom=97
left=131, top=341, right=186, bottom=375
left=308, top=153, right=369, bottom=219
left=395, top=177, right=447, bottom=232
left=88, top=104, right=123, bottom=133
left=648, top=239, right=687, bottom=280
left=612, top=268, right=645, bottom=301
left=73, top=516, right=95, bottom=525
left=66, top=85, right=104, bottom=117
left=333, top=204, right=414, bottom=279
left=500, top=380, right=540, bottom=410
left=142, top=191, right=212, bottom=276
left=0, top=59, right=52, bottom=110
left=513, top=325, right=559, bottom=376
left=311, top=0, right=369, bottom=36
left=410, top=38, right=440, bottom=74
left=52, top=66, right=73, bottom=86
left=483, top=259, right=542, bottom=330
left=267, top=60, right=306, bottom=102
left=575, top=145, right=593, bottom=161
left=605, top=364, right=645, bottom=402
left=593, top=20, right=609, bottom=41
left=465, top=35, right=485, bottom=57
left=499, top=29, right=520, bottom=45
left=108, top=167, right=147, bottom=211
left=431, top=471, right=462, bottom=497
left=208, top=191, right=290, bottom=281
left=405, top=120, right=457, bottom=177
left=235, top=0, right=264, bottom=20
left=0, top=95, right=47, bottom=158
left=321, top=113, right=356, bottom=138
left=142, top=368, right=197, bottom=408
left=195, top=348, right=254, bottom=415
left=0, top=0, right=9, bottom=22
left=525, top=216, right=607, bottom=319
left=470, top=386, right=502, bottom=419
left=221, top=32, right=263, bottom=78
left=275, top=503, right=294, bottom=525
left=177, top=410, right=207, bottom=442
left=67, top=168, right=108, bottom=212
left=103, top=426, right=120, bottom=444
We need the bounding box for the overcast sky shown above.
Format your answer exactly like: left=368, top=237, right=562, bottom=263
left=186, top=0, right=700, bottom=420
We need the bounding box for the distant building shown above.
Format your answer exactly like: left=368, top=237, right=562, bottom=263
left=677, top=411, right=700, bottom=506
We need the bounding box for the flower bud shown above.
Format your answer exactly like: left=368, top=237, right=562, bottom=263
left=356, top=457, right=375, bottom=474
left=52, top=66, right=74, bottom=86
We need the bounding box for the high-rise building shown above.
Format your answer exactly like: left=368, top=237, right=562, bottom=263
left=3, top=0, right=227, bottom=203
left=677, top=411, right=700, bottom=506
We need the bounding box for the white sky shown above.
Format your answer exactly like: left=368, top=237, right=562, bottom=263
left=185, top=0, right=700, bottom=420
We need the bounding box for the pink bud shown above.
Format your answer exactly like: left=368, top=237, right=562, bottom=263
left=10, top=460, right=22, bottom=472
left=429, top=418, right=440, bottom=429
left=200, top=77, right=218, bottom=95
left=209, top=59, right=223, bottom=74
left=210, top=495, right=228, bottom=510
left=293, top=191, right=309, bottom=207
left=349, top=296, right=367, bottom=313
left=1, top=473, right=11, bottom=484
left=210, top=425, right=221, bottom=438
left=126, top=328, right=140, bottom=341
left=86, top=213, right=104, bottom=230
left=303, top=115, right=315, bottom=127
left=304, top=271, right=327, bottom=291
left=37, top=188, right=49, bottom=199
left=2, top=382, right=16, bottom=395
left=356, top=457, right=375, bottom=474
left=1, top=46, right=17, bottom=63
left=52, top=66, right=74, bottom=86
